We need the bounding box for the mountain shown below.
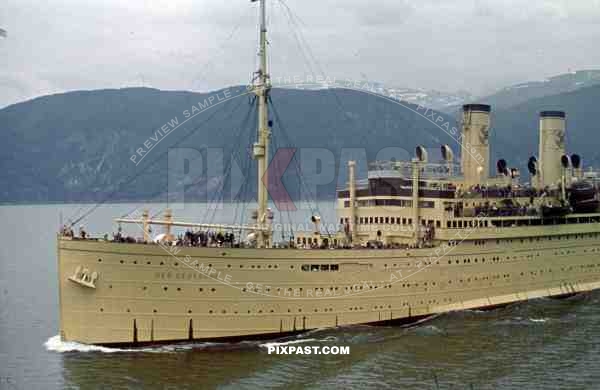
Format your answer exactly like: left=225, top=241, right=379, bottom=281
left=439, top=70, right=600, bottom=114
left=480, top=69, right=600, bottom=111
left=1, top=83, right=599, bottom=204
left=297, top=80, right=474, bottom=111
left=0, top=86, right=457, bottom=203
left=489, top=83, right=600, bottom=175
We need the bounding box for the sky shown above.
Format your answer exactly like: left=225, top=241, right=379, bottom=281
left=1, top=0, right=600, bottom=107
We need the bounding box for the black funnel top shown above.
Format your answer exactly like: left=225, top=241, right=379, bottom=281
left=463, top=104, right=491, bottom=112
left=540, top=111, right=565, bottom=118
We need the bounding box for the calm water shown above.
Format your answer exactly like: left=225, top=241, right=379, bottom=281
left=1, top=204, right=600, bottom=389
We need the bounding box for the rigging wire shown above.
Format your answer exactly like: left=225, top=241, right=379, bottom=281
left=201, top=97, right=256, bottom=226
left=269, top=97, right=334, bottom=238
left=147, top=96, right=253, bottom=223
left=268, top=108, right=296, bottom=242
left=232, top=99, right=258, bottom=231
left=191, top=5, right=254, bottom=91
left=278, top=0, right=354, bottom=128
left=68, top=96, right=246, bottom=227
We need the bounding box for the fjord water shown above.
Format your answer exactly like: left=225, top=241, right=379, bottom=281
left=1, top=204, right=600, bottom=389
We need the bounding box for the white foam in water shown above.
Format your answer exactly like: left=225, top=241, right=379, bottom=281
left=260, top=338, right=320, bottom=349
left=529, top=318, right=549, bottom=323
left=44, top=335, right=222, bottom=353
left=44, top=335, right=142, bottom=353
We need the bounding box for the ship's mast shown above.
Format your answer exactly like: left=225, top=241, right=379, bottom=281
left=252, top=0, right=271, bottom=248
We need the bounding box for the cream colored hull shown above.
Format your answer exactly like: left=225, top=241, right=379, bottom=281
left=58, top=232, right=600, bottom=345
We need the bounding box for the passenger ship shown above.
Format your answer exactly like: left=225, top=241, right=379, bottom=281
left=57, top=0, right=600, bottom=346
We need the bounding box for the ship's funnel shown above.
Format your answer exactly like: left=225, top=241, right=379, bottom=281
left=539, top=111, right=566, bottom=188
left=461, top=104, right=491, bottom=187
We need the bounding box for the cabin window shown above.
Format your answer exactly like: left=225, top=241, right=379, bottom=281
left=369, top=217, right=373, bottom=224
left=408, top=218, right=412, bottom=225
left=311, top=264, right=320, bottom=272
left=320, top=264, right=330, bottom=271
left=330, top=264, right=339, bottom=271
left=385, top=217, right=389, bottom=224
left=436, top=221, right=441, bottom=228
left=301, top=264, right=310, bottom=271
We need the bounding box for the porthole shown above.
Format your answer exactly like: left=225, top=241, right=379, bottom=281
left=199, top=288, right=204, bottom=292
left=177, top=287, right=182, bottom=291
left=188, top=310, right=192, bottom=314
left=120, top=260, right=124, bottom=264
left=211, top=288, right=216, bottom=292
left=97, top=258, right=102, bottom=262
left=153, top=309, right=157, bottom=313
left=133, top=261, right=137, bottom=265
left=100, top=308, right=104, bottom=312
left=163, top=287, right=168, bottom=291
left=174, top=262, right=179, bottom=266
left=210, top=310, right=214, bottom=314
left=147, top=261, right=151, bottom=265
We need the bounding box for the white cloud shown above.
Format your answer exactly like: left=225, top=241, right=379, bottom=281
left=1, top=0, right=600, bottom=107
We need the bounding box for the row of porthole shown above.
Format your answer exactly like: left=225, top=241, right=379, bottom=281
left=384, top=261, right=437, bottom=268
left=241, top=285, right=396, bottom=294
left=107, top=285, right=219, bottom=292
left=115, top=264, right=598, bottom=294
left=160, top=286, right=216, bottom=292
left=100, top=258, right=295, bottom=270
left=99, top=300, right=456, bottom=314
